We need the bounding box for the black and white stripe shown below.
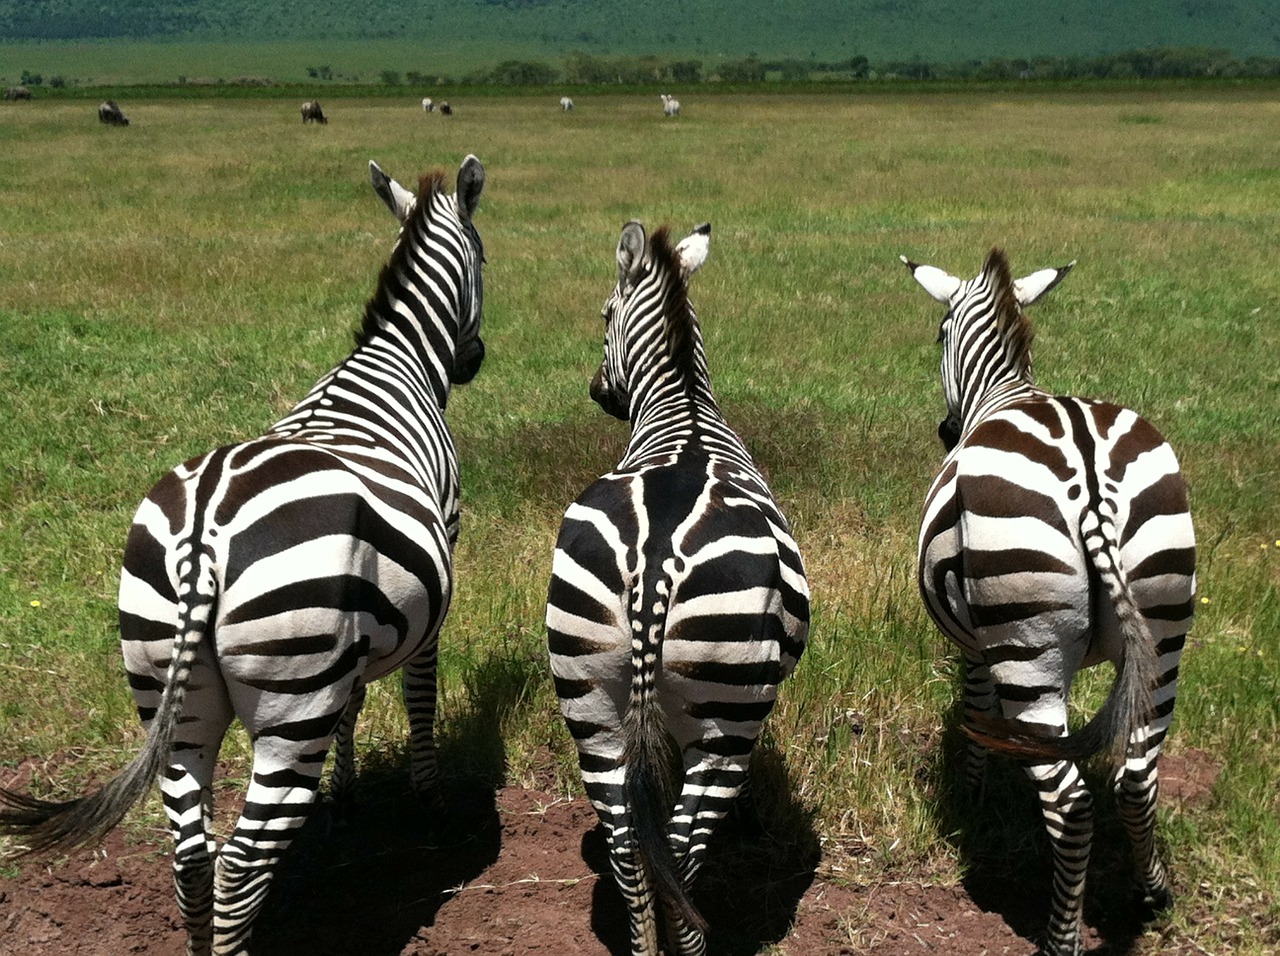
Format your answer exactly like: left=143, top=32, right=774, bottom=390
left=547, top=221, right=809, bottom=955
left=0, top=155, right=486, bottom=956
left=904, top=248, right=1195, bottom=956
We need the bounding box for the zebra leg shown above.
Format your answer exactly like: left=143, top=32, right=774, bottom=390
left=164, top=734, right=230, bottom=956
left=402, top=648, right=445, bottom=818
left=211, top=735, right=332, bottom=954
left=591, top=765, right=663, bottom=956
left=661, top=747, right=754, bottom=956
left=1114, top=630, right=1185, bottom=914
left=960, top=652, right=997, bottom=797
left=329, top=683, right=367, bottom=825
left=1026, top=758, right=1093, bottom=956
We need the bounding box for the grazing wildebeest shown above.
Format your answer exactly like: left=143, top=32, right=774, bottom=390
left=98, top=101, right=129, bottom=126
left=300, top=100, right=327, bottom=124
left=440, top=101, right=453, bottom=116
left=559, top=96, right=574, bottom=111
left=4, top=85, right=32, bottom=101
left=422, top=97, right=435, bottom=113
left=660, top=93, right=681, bottom=116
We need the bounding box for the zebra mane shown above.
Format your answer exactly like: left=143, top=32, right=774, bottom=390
left=983, top=247, right=1034, bottom=378
left=354, top=170, right=449, bottom=349
left=646, top=226, right=699, bottom=387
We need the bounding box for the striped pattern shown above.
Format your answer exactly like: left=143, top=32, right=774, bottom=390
left=0, top=155, right=486, bottom=956
left=547, top=221, right=809, bottom=956
left=906, top=248, right=1195, bottom=956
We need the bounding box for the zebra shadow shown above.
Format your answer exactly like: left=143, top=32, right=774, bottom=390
left=931, top=704, right=1156, bottom=955
left=583, top=737, right=822, bottom=955
left=250, top=646, right=544, bottom=955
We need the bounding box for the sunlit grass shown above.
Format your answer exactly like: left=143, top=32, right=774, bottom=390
left=1, top=88, right=1278, bottom=951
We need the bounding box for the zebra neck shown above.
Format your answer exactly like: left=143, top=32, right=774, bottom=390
left=356, top=306, right=457, bottom=408
left=624, top=392, right=738, bottom=465
left=961, top=379, right=1041, bottom=429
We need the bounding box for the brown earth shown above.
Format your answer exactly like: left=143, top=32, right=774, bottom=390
left=0, top=749, right=1223, bottom=956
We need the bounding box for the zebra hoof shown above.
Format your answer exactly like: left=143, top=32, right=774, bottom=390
left=1136, top=883, right=1173, bottom=917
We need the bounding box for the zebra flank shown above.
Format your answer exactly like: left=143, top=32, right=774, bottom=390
left=548, top=221, right=810, bottom=956
left=0, top=155, right=486, bottom=956
left=906, top=247, right=1195, bottom=956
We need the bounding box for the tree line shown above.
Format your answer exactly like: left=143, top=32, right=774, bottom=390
left=402, top=47, right=1280, bottom=86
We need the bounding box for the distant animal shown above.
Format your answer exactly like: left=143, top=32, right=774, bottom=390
left=905, top=248, right=1195, bottom=956
left=300, top=99, right=327, bottom=124
left=98, top=100, right=129, bottom=126
left=440, top=101, right=453, bottom=116
left=0, top=154, right=488, bottom=956
left=422, top=97, right=434, bottom=112
left=660, top=93, right=681, bottom=116
left=559, top=96, right=574, bottom=111
left=547, top=221, right=809, bottom=956
left=4, top=85, right=32, bottom=101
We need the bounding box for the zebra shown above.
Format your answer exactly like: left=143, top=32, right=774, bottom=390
left=904, top=248, right=1195, bottom=956
left=439, top=101, right=453, bottom=116
left=547, top=221, right=810, bottom=956
left=660, top=93, right=681, bottom=116
left=300, top=99, right=327, bottom=123
left=422, top=97, right=435, bottom=112
left=560, top=95, right=575, bottom=111
left=0, top=155, right=487, bottom=956
left=98, top=100, right=129, bottom=126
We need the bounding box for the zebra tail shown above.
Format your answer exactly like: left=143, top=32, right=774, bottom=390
left=0, top=546, right=215, bottom=857
left=964, top=506, right=1156, bottom=766
left=620, top=626, right=708, bottom=937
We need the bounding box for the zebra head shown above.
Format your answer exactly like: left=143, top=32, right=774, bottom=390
left=368, top=155, right=487, bottom=385
left=901, top=248, right=1074, bottom=432
left=591, top=220, right=711, bottom=421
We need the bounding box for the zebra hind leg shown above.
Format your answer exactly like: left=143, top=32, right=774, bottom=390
left=211, top=740, right=331, bottom=954
left=960, top=654, right=997, bottom=798
left=1027, top=758, right=1094, bottom=956
left=402, top=652, right=446, bottom=821
left=328, top=684, right=367, bottom=827
left=162, top=754, right=221, bottom=956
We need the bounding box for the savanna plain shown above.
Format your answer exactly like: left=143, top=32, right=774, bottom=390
left=0, top=88, right=1277, bottom=954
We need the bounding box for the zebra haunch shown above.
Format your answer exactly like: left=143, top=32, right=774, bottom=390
left=0, top=154, right=486, bottom=956
left=547, top=221, right=810, bottom=956
left=905, top=248, right=1195, bottom=956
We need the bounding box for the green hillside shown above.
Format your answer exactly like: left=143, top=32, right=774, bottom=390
left=2, top=0, right=1278, bottom=65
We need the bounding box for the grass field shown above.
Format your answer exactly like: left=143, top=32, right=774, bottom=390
left=1, top=87, right=1278, bottom=951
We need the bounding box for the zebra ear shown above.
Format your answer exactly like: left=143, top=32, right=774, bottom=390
left=1014, top=261, right=1076, bottom=306
left=456, top=154, right=485, bottom=223
left=674, top=222, right=711, bottom=280
left=617, top=220, right=646, bottom=292
left=900, top=255, right=962, bottom=303
left=369, top=161, right=416, bottom=223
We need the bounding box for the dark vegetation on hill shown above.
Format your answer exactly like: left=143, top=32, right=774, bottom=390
left=2, top=0, right=1278, bottom=63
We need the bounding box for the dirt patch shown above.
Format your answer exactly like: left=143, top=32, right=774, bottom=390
left=0, top=751, right=1226, bottom=955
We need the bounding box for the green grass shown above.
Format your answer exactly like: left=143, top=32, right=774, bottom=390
left=1, top=88, right=1278, bottom=951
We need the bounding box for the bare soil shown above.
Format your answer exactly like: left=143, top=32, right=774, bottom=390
left=0, top=749, right=1223, bottom=955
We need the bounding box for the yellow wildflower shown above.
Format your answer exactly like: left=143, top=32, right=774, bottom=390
left=29, top=600, right=41, bottom=608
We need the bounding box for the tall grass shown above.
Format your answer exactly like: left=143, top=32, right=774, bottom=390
left=1, top=89, right=1278, bottom=950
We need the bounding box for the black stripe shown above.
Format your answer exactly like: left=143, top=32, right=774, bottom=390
left=223, top=576, right=408, bottom=635
left=966, top=547, right=1076, bottom=579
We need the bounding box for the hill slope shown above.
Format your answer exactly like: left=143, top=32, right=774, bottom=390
left=2, top=0, right=1278, bottom=61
